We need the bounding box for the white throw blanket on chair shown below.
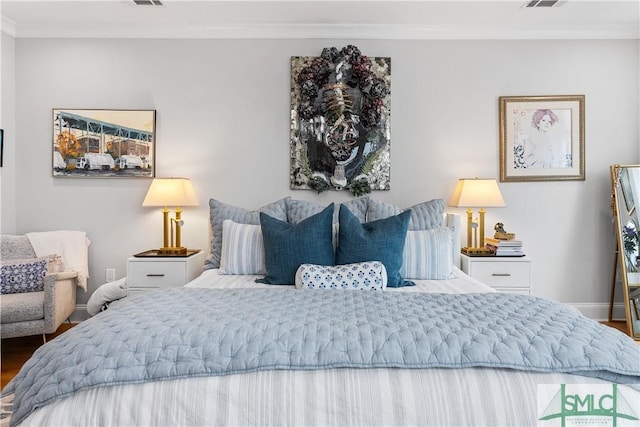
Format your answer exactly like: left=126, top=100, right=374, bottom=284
left=26, top=230, right=90, bottom=291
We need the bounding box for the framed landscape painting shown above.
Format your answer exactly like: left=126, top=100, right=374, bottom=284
left=52, top=109, right=156, bottom=178
left=499, top=95, right=585, bottom=182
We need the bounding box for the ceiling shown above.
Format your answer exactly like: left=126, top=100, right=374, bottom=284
left=1, top=0, right=639, bottom=39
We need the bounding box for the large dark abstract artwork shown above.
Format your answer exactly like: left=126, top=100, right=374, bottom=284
left=290, top=45, right=391, bottom=196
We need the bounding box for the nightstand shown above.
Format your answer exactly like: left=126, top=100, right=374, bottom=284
left=460, top=254, right=532, bottom=295
left=126, top=250, right=205, bottom=295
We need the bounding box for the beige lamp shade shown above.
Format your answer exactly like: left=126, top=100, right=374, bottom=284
left=142, top=178, right=199, bottom=207
left=449, top=178, right=506, bottom=208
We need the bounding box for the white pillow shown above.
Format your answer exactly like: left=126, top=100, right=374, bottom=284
left=219, top=220, right=266, bottom=275
left=295, top=262, right=387, bottom=290
left=400, top=227, right=454, bottom=280
left=86, top=277, right=127, bottom=316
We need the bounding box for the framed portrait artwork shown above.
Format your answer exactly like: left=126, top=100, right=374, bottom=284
left=52, top=109, right=156, bottom=178
left=499, top=95, right=585, bottom=182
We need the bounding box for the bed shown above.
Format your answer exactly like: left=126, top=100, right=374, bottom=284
left=2, top=197, right=640, bottom=427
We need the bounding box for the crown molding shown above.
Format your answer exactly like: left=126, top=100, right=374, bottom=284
left=4, top=22, right=639, bottom=40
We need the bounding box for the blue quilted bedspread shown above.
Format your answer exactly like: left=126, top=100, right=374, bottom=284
left=4, top=288, right=640, bottom=425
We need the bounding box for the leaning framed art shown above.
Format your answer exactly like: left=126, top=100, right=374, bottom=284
left=52, top=109, right=156, bottom=178
left=499, top=95, right=585, bottom=182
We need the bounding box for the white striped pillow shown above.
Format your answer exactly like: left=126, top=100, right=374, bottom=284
left=219, top=220, right=266, bottom=275
left=400, top=227, right=454, bottom=280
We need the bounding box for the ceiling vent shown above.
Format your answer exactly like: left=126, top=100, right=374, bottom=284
left=132, top=0, right=163, bottom=5
left=524, top=0, right=560, bottom=7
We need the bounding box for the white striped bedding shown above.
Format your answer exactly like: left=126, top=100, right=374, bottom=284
left=19, top=367, right=628, bottom=427
left=11, top=269, right=636, bottom=427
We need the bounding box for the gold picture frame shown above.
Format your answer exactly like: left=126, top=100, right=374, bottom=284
left=620, top=167, right=637, bottom=215
left=499, top=95, right=585, bottom=182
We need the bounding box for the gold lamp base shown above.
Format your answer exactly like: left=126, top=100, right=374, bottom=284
left=158, top=246, right=187, bottom=255
left=462, top=247, right=495, bottom=256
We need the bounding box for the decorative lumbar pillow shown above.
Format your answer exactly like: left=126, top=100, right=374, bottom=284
left=0, top=258, right=48, bottom=294
left=219, top=220, right=266, bottom=275
left=204, top=197, right=289, bottom=270
left=258, top=203, right=335, bottom=285
left=295, top=261, right=387, bottom=290
left=367, top=198, right=445, bottom=230
left=336, top=205, right=414, bottom=288
left=400, top=227, right=455, bottom=280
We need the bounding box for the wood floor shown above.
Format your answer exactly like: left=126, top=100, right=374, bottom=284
left=1, top=323, right=75, bottom=388
left=0, top=321, right=634, bottom=389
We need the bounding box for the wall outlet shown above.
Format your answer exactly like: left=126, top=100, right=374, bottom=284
left=105, top=268, right=116, bottom=282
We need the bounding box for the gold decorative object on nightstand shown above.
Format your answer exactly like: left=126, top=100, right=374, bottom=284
left=494, top=222, right=516, bottom=240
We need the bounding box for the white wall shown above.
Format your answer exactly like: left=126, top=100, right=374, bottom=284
left=3, top=37, right=639, bottom=317
left=1, top=32, right=16, bottom=233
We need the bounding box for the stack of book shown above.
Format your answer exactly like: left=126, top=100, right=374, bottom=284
left=484, top=237, right=524, bottom=256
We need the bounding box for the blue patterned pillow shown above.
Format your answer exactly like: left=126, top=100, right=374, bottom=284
left=400, top=228, right=454, bottom=279
left=336, top=205, right=414, bottom=288
left=295, top=262, right=387, bottom=290
left=1, top=258, right=48, bottom=294
left=257, top=204, right=335, bottom=285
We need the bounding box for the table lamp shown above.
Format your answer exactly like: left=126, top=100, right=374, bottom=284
left=449, top=178, right=506, bottom=255
left=142, top=177, right=199, bottom=255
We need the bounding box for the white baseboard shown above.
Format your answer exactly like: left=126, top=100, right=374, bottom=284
left=70, top=304, right=90, bottom=323
left=569, top=302, right=627, bottom=321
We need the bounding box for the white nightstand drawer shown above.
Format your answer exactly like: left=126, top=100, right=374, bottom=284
left=471, top=261, right=530, bottom=288
left=128, top=262, right=186, bottom=288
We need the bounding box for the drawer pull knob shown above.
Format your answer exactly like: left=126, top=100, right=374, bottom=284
left=146, top=274, right=165, bottom=277
left=492, top=273, right=511, bottom=277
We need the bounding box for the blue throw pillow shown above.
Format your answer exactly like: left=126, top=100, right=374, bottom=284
left=336, top=204, right=414, bottom=288
left=258, top=203, right=335, bottom=285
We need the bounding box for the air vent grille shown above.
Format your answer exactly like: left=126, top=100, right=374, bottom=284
left=525, top=0, right=560, bottom=7
left=133, top=0, right=163, bottom=5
